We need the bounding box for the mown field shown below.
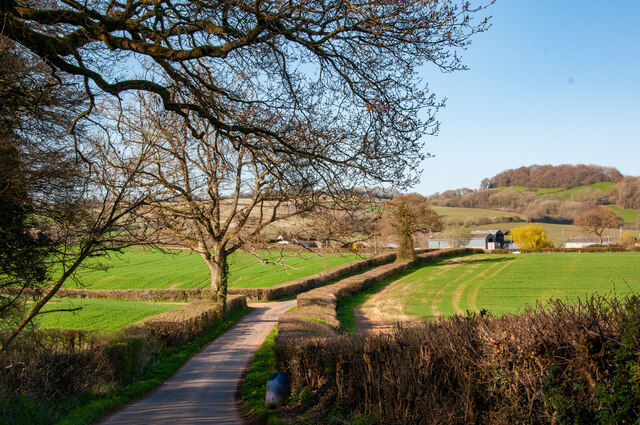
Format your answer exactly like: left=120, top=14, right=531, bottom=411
left=67, top=248, right=364, bottom=290
left=37, top=298, right=185, bottom=331
left=359, top=252, right=640, bottom=322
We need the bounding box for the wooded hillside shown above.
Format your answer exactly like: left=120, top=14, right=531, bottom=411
left=480, top=164, right=622, bottom=189
left=428, top=165, right=640, bottom=224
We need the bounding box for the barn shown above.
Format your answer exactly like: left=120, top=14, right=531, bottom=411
left=428, top=230, right=509, bottom=250
left=564, top=237, right=618, bottom=248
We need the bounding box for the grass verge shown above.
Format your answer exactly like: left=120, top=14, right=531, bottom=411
left=32, top=307, right=252, bottom=425
left=241, top=326, right=287, bottom=425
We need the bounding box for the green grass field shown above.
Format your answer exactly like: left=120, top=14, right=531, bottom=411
left=535, top=187, right=564, bottom=195
left=497, top=186, right=530, bottom=192
left=359, top=252, right=640, bottom=321
left=538, top=182, right=617, bottom=199
left=608, top=205, right=640, bottom=224
left=67, top=248, right=364, bottom=290
left=37, top=298, right=184, bottom=331
left=495, top=182, right=616, bottom=198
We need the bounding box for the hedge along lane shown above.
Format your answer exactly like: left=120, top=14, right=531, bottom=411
left=96, top=299, right=296, bottom=425
left=276, top=248, right=480, bottom=344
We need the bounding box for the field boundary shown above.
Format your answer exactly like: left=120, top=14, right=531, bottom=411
left=1, top=297, right=250, bottom=424
left=227, top=251, right=405, bottom=300
left=276, top=248, right=481, bottom=344
left=491, top=245, right=640, bottom=254
left=49, top=252, right=406, bottom=302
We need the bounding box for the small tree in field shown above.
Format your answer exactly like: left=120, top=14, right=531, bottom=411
left=510, top=224, right=553, bottom=249
left=383, top=194, right=443, bottom=260
left=574, top=207, right=623, bottom=244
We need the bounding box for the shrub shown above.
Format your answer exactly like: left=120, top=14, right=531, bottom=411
left=277, top=296, right=640, bottom=425
left=510, top=224, right=554, bottom=249
left=0, top=296, right=246, bottom=401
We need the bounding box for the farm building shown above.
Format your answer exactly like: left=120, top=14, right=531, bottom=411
left=565, top=237, right=619, bottom=248
left=428, top=230, right=509, bottom=250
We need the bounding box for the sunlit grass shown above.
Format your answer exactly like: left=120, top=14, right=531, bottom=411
left=65, top=248, right=364, bottom=290
left=37, top=298, right=184, bottom=331
left=359, top=252, right=640, bottom=321
left=608, top=205, right=640, bottom=224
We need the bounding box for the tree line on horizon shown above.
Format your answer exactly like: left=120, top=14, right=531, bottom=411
left=428, top=165, right=640, bottom=226
left=480, top=164, right=623, bottom=190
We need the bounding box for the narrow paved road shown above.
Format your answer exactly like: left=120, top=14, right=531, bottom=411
left=98, top=299, right=296, bottom=425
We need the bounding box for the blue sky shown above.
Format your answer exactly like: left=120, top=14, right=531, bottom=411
left=414, top=1, right=640, bottom=195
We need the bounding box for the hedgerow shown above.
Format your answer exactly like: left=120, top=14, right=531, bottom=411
left=276, top=295, right=640, bottom=424
left=276, top=248, right=479, bottom=344
left=0, top=296, right=247, bottom=424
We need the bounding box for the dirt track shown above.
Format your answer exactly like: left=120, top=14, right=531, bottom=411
left=98, top=300, right=296, bottom=425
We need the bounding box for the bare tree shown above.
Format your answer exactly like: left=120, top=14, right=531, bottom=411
left=617, top=177, right=640, bottom=210
left=305, top=203, right=381, bottom=249
left=382, top=193, right=443, bottom=260
left=0, top=40, right=154, bottom=352
left=574, top=207, right=623, bottom=244
left=1, top=0, right=494, bottom=341
left=1, top=142, right=154, bottom=353
left=114, top=94, right=379, bottom=306
left=442, top=225, right=472, bottom=248
left=1, top=0, right=492, bottom=192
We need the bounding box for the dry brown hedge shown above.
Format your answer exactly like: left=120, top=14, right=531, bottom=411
left=55, top=287, right=215, bottom=302
left=276, top=248, right=480, bottom=344
left=228, top=252, right=398, bottom=301
left=0, top=295, right=246, bottom=400
left=277, top=296, right=640, bottom=425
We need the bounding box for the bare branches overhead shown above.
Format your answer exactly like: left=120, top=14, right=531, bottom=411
left=1, top=0, right=492, bottom=189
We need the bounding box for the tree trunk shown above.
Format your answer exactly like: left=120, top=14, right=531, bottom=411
left=201, top=249, right=229, bottom=310
left=397, top=233, right=416, bottom=261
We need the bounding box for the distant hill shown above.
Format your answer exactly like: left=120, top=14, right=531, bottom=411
left=427, top=165, right=640, bottom=226
left=481, top=164, right=622, bottom=190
